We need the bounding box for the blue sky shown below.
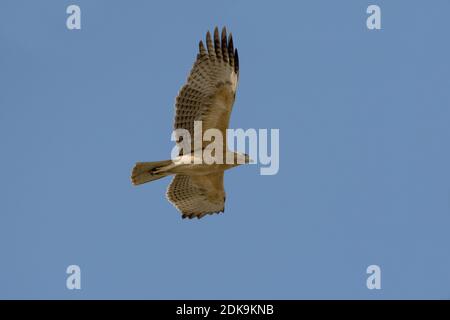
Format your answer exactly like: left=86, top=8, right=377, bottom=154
left=1, top=0, right=449, bottom=299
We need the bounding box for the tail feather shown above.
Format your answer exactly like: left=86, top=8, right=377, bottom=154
left=131, top=160, right=173, bottom=185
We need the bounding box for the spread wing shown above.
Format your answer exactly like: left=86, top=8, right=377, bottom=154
left=174, top=27, right=239, bottom=154
left=166, top=172, right=226, bottom=219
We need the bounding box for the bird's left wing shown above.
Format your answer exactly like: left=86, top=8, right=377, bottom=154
left=166, top=172, right=225, bottom=219
left=174, top=27, right=239, bottom=154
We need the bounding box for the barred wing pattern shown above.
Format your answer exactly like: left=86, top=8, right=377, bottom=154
left=173, top=27, right=239, bottom=154
left=166, top=173, right=225, bottom=219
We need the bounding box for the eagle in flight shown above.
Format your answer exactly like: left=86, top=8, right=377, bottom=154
left=131, top=27, right=251, bottom=219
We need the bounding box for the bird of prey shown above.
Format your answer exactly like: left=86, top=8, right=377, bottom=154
left=131, top=27, right=251, bottom=219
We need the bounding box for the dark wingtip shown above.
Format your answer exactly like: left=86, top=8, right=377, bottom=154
left=214, top=26, right=220, bottom=43
left=213, top=27, right=221, bottom=58
left=205, top=31, right=214, bottom=57
left=199, top=40, right=205, bottom=51
left=203, top=27, right=238, bottom=71
left=198, top=40, right=207, bottom=57
left=221, top=27, right=228, bottom=61
left=228, top=33, right=234, bottom=52
left=234, top=48, right=239, bottom=73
